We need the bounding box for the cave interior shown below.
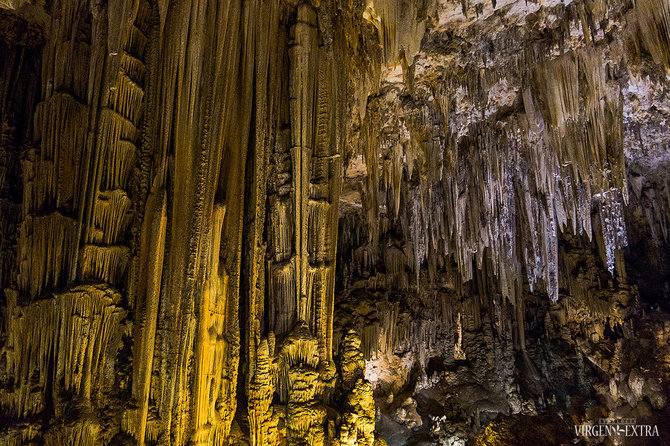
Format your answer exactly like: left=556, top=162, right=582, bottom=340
left=1, top=0, right=670, bottom=445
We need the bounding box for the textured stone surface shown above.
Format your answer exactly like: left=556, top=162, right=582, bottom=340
left=0, top=0, right=669, bottom=445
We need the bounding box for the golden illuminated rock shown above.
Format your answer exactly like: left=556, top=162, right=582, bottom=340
left=338, top=331, right=376, bottom=446
left=0, top=0, right=670, bottom=444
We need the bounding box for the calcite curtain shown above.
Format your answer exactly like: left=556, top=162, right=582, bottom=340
left=1, top=0, right=670, bottom=444
left=0, top=0, right=365, bottom=444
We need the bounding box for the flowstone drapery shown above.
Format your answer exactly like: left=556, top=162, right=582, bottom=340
left=0, top=1, right=382, bottom=444
left=1, top=0, right=670, bottom=445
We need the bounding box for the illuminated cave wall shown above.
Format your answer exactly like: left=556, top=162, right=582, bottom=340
left=0, top=0, right=669, bottom=445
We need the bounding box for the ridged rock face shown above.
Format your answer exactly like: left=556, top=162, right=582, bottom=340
left=0, top=0, right=669, bottom=446
left=336, top=0, right=670, bottom=444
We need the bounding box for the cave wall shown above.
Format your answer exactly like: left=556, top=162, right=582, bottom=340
left=0, top=1, right=384, bottom=444
left=334, top=0, right=670, bottom=444
left=0, top=0, right=669, bottom=445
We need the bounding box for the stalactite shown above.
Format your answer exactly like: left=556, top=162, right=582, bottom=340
left=0, top=34, right=39, bottom=290
left=30, top=93, right=89, bottom=212
left=126, top=187, right=167, bottom=445
left=5, top=0, right=669, bottom=444
left=354, top=42, right=628, bottom=305
left=243, top=4, right=284, bottom=444
left=362, top=0, right=431, bottom=66
left=290, top=1, right=319, bottom=329
left=191, top=204, right=236, bottom=446
left=80, top=245, right=130, bottom=284
left=628, top=0, right=670, bottom=71
left=16, top=212, right=79, bottom=298
left=1, top=285, right=125, bottom=418
left=4, top=0, right=384, bottom=444
left=90, top=189, right=132, bottom=245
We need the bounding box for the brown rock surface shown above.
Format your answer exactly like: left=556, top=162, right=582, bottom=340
left=0, top=0, right=669, bottom=445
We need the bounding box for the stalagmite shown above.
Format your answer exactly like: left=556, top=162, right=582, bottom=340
left=338, top=330, right=377, bottom=446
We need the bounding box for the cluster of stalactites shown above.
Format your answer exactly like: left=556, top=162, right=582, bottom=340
left=4, top=1, right=154, bottom=444
left=13, top=0, right=151, bottom=303
left=353, top=44, right=629, bottom=304
left=362, top=0, right=432, bottom=66
left=335, top=293, right=453, bottom=368
left=1, top=285, right=125, bottom=434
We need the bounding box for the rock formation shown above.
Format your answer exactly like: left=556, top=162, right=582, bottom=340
left=0, top=0, right=669, bottom=445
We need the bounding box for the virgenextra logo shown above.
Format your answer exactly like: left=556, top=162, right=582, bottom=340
left=574, top=418, right=659, bottom=438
